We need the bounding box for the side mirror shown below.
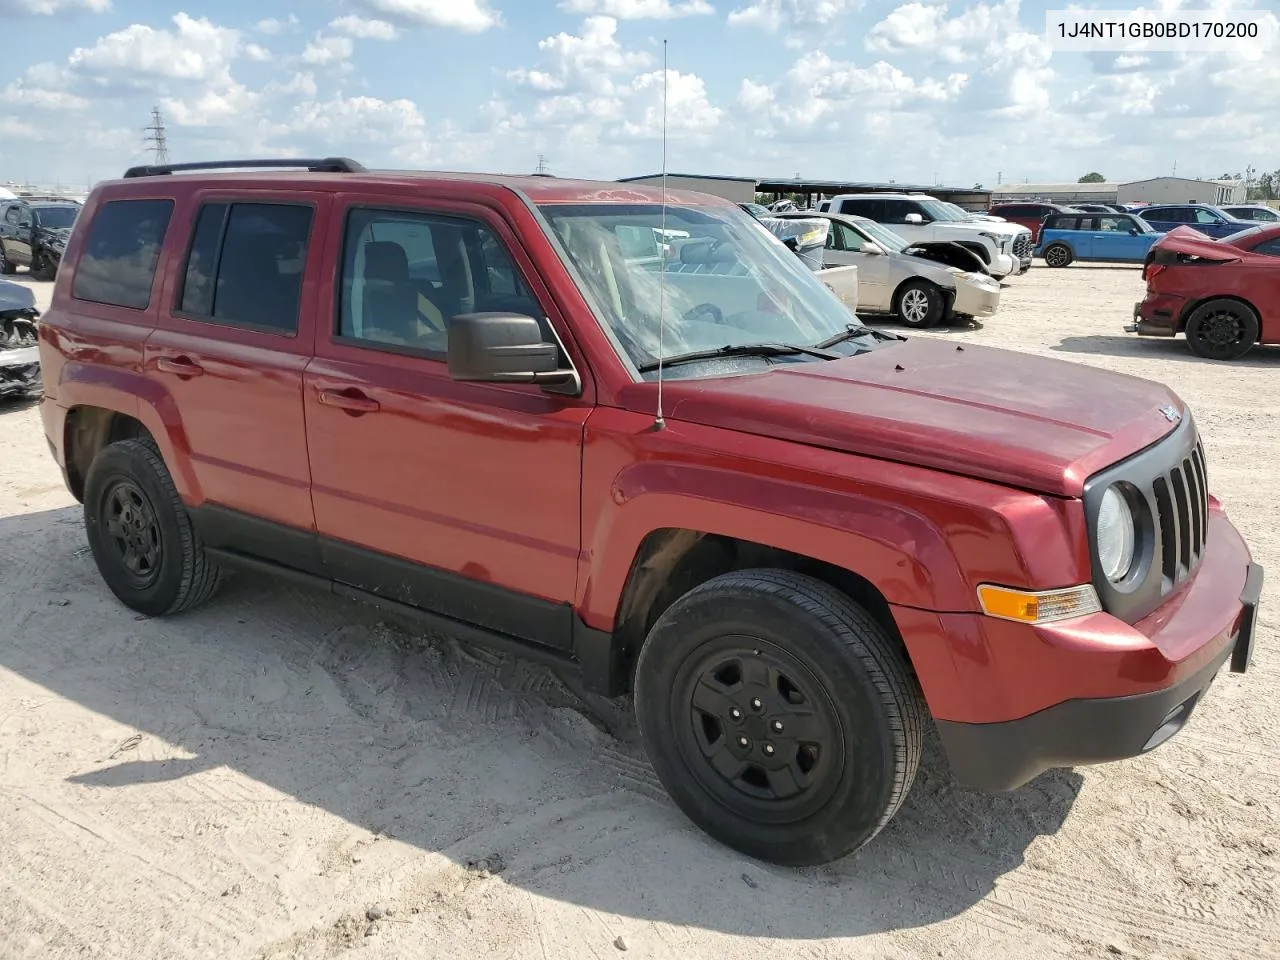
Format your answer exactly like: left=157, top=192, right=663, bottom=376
left=446, top=313, right=572, bottom=385
left=863, top=242, right=885, bottom=255
left=1128, top=227, right=1139, bottom=235
left=904, top=213, right=925, bottom=225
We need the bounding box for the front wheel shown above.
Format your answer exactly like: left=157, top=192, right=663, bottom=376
left=0, top=247, right=13, bottom=275
left=1184, top=298, right=1259, bottom=361
left=633, top=569, right=925, bottom=866
left=894, top=279, right=945, bottom=328
left=1042, top=243, right=1073, bottom=267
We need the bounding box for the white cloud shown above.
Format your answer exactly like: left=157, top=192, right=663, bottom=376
left=256, top=15, right=299, bottom=34
left=737, top=78, right=774, bottom=111
left=244, top=43, right=272, bottom=62
left=159, top=80, right=260, bottom=127
left=352, top=0, right=502, bottom=32
left=558, top=0, right=714, bottom=17
left=330, top=15, right=400, bottom=39
left=622, top=69, right=723, bottom=137
left=0, top=83, right=90, bottom=110
left=299, top=36, right=356, bottom=65
left=728, top=0, right=860, bottom=32
left=67, top=13, right=242, bottom=82
left=509, top=16, right=651, bottom=95
left=0, top=0, right=109, bottom=14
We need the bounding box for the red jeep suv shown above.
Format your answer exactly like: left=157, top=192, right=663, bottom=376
left=37, top=159, right=1263, bottom=867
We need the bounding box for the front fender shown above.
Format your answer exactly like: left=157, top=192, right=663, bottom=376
left=58, top=360, right=203, bottom=504
left=578, top=411, right=1091, bottom=634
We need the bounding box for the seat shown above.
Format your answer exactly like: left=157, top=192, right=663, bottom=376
left=362, top=240, right=432, bottom=343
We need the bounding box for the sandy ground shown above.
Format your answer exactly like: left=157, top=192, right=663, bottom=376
left=1, top=265, right=1277, bottom=960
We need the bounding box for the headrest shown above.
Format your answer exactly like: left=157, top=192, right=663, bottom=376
left=364, top=241, right=409, bottom=281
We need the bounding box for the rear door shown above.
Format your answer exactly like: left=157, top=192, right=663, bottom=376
left=145, top=191, right=329, bottom=573
left=1247, top=236, right=1280, bottom=341
left=301, top=190, right=591, bottom=652
left=1, top=202, right=32, bottom=266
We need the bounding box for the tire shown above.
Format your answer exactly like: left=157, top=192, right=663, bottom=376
left=83, top=438, right=223, bottom=617
left=1042, top=243, right=1073, bottom=267
left=31, top=254, right=56, bottom=282
left=894, top=279, right=945, bottom=329
left=1184, top=298, right=1259, bottom=361
left=633, top=568, right=925, bottom=866
left=0, top=247, right=13, bottom=275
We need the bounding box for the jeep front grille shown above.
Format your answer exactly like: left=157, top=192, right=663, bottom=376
left=1151, top=440, right=1209, bottom=591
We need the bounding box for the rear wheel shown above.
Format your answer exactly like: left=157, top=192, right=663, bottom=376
left=83, top=438, right=223, bottom=616
left=894, top=279, right=945, bottom=328
left=1184, top=299, right=1259, bottom=361
left=1043, top=243, right=1073, bottom=267
left=633, top=569, right=925, bottom=866
left=0, top=247, right=13, bottom=275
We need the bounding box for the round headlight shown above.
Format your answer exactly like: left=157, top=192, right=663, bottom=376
left=1097, top=486, right=1136, bottom=583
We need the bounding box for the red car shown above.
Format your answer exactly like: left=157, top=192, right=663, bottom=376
left=37, top=159, right=1262, bottom=867
left=987, top=201, right=1082, bottom=244
left=1130, top=223, right=1280, bottom=360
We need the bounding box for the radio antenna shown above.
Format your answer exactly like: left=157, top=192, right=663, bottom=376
left=654, top=38, right=670, bottom=431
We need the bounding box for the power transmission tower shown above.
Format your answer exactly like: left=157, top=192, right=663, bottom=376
left=144, top=106, right=169, bottom=165
left=535, top=154, right=549, bottom=175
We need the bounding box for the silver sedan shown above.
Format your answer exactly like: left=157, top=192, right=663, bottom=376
left=777, top=211, right=1002, bottom=328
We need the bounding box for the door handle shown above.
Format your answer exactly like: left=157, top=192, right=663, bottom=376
left=156, top=356, right=204, bottom=377
left=318, top=388, right=380, bottom=414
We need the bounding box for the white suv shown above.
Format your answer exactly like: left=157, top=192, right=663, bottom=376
left=821, top=193, right=1032, bottom=279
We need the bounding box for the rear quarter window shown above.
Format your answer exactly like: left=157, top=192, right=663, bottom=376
left=72, top=198, right=175, bottom=310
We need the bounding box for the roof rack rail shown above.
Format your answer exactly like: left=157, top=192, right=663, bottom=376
left=122, top=157, right=366, bottom=179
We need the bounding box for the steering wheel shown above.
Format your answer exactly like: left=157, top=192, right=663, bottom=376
left=683, top=302, right=725, bottom=325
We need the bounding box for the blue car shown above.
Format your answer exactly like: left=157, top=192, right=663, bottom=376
left=1035, top=212, right=1165, bottom=267
left=1135, top=203, right=1248, bottom=239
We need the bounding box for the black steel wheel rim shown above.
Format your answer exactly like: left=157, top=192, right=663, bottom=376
left=1195, top=309, right=1244, bottom=350
left=670, top=636, right=845, bottom=825
left=102, top=479, right=163, bottom=588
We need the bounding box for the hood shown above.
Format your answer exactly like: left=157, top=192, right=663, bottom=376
left=1152, top=225, right=1242, bottom=263
left=636, top=337, right=1183, bottom=497
left=0, top=277, right=36, bottom=314
left=949, top=219, right=1029, bottom=237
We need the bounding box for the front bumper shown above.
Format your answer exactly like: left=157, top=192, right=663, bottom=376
left=898, top=508, right=1262, bottom=792
left=935, top=563, right=1260, bottom=791
left=952, top=278, right=1001, bottom=318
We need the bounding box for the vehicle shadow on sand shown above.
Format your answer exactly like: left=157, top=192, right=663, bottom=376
left=0, top=505, right=1082, bottom=940
left=1054, top=334, right=1280, bottom=367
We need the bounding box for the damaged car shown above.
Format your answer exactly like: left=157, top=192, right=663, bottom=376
left=1128, top=222, right=1280, bottom=361
left=778, top=210, right=1001, bottom=327
left=0, top=276, right=41, bottom=400
left=0, top=196, right=81, bottom=280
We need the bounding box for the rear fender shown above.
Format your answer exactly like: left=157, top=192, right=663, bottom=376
left=58, top=360, right=202, bottom=503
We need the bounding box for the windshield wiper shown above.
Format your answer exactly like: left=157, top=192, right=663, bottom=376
left=637, top=341, right=842, bottom=373
left=814, top=323, right=905, bottom=349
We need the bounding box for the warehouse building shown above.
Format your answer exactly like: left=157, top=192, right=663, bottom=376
left=1117, top=177, right=1246, bottom=206
left=991, top=176, right=1246, bottom=207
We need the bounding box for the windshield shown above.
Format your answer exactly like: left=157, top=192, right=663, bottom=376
left=853, top=219, right=911, bottom=253
left=33, top=205, right=77, bottom=229
left=538, top=202, right=866, bottom=378
left=918, top=199, right=969, bottom=222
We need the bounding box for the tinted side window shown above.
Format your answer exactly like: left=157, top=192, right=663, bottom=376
left=338, top=207, right=543, bottom=356
left=177, top=201, right=313, bottom=334
left=3, top=205, right=19, bottom=225
left=882, top=199, right=919, bottom=223
left=1253, top=237, right=1280, bottom=257
left=835, top=198, right=880, bottom=219
left=72, top=198, right=174, bottom=310
left=1194, top=208, right=1221, bottom=224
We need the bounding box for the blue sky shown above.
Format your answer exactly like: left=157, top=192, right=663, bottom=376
left=2, top=0, right=1278, bottom=190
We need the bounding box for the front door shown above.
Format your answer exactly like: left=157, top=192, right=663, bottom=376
left=302, top=193, right=591, bottom=651
left=145, top=192, right=327, bottom=572
left=825, top=221, right=892, bottom=311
